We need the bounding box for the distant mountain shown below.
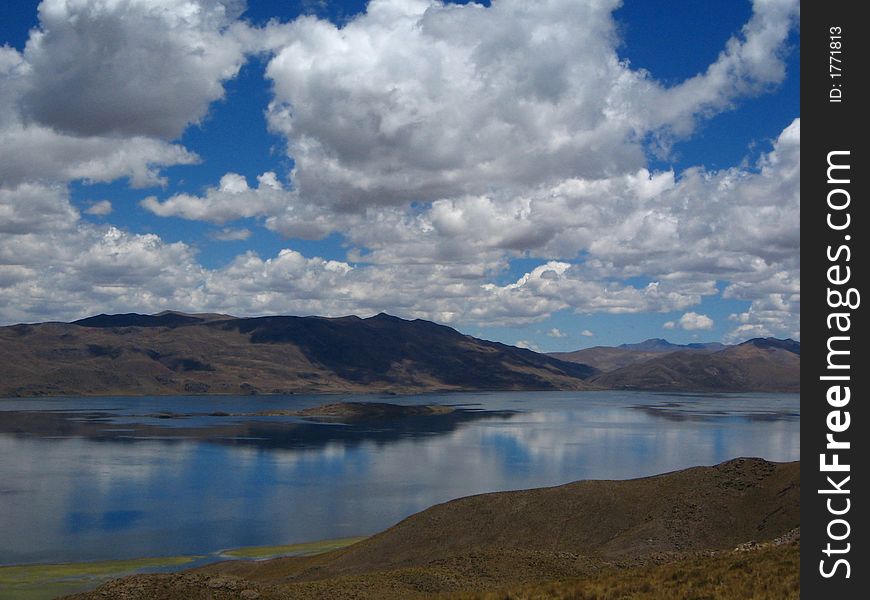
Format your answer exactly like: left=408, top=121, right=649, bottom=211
left=72, top=312, right=207, bottom=328
left=550, top=338, right=726, bottom=373
left=686, top=341, right=728, bottom=351
left=0, top=313, right=800, bottom=396
left=591, top=338, right=800, bottom=392
left=0, top=312, right=596, bottom=397
left=618, top=338, right=682, bottom=352
left=740, top=337, right=800, bottom=355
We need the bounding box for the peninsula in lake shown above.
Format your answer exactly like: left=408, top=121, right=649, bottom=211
left=0, top=311, right=799, bottom=397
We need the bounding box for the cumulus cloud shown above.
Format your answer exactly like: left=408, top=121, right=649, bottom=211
left=262, top=0, right=798, bottom=207
left=0, top=124, right=200, bottom=187
left=0, top=175, right=797, bottom=338
left=0, top=0, right=800, bottom=343
left=0, top=0, right=248, bottom=187
left=644, top=0, right=799, bottom=140
left=141, top=170, right=357, bottom=239
left=84, top=200, right=113, bottom=216
left=0, top=181, right=709, bottom=326
left=547, top=328, right=567, bottom=338
left=21, top=0, right=248, bottom=138
left=514, top=340, right=541, bottom=352
left=0, top=183, right=204, bottom=323
left=725, top=293, right=799, bottom=342
left=133, top=118, right=800, bottom=334
left=0, top=183, right=78, bottom=235
left=676, top=312, right=715, bottom=331
left=210, top=227, right=252, bottom=241
left=142, top=172, right=289, bottom=224
left=581, top=330, right=594, bottom=337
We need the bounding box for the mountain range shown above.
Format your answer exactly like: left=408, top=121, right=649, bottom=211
left=0, top=312, right=799, bottom=397
left=552, top=336, right=799, bottom=392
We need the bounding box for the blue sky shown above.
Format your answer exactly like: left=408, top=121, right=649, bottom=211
left=0, top=0, right=800, bottom=351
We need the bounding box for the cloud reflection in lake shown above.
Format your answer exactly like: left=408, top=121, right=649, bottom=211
left=0, top=391, right=799, bottom=565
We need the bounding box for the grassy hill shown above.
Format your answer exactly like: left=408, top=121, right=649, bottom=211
left=64, top=458, right=800, bottom=599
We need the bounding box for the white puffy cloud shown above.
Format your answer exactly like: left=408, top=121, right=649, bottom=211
left=676, top=312, right=715, bottom=331
left=643, top=0, right=800, bottom=140
left=0, top=1, right=800, bottom=343
left=142, top=172, right=289, bottom=224
left=21, top=0, right=248, bottom=138
left=134, top=118, right=802, bottom=335
left=725, top=292, right=799, bottom=342
left=329, top=119, right=799, bottom=335
left=0, top=181, right=708, bottom=326
left=0, top=183, right=205, bottom=323
left=0, top=124, right=200, bottom=188
left=0, top=0, right=251, bottom=187
left=581, top=330, right=594, bottom=337
left=547, top=328, right=567, bottom=338
left=0, top=183, right=78, bottom=235
left=83, top=200, right=113, bottom=216
left=262, top=0, right=798, bottom=207
left=210, top=227, right=252, bottom=241
left=141, top=170, right=359, bottom=239
left=0, top=177, right=797, bottom=339
left=473, top=262, right=700, bottom=324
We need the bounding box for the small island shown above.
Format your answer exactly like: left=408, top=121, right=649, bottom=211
left=284, top=401, right=455, bottom=419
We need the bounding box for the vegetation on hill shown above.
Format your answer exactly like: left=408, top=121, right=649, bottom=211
left=63, top=458, right=800, bottom=600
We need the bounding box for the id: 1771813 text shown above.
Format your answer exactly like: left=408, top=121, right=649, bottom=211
left=829, top=26, right=843, bottom=103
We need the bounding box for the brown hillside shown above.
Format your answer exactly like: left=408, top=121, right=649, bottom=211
left=291, top=457, right=798, bottom=578
left=591, top=344, right=799, bottom=392
left=0, top=312, right=596, bottom=397
left=66, top=458, right=799, bottom=599
left=550, top=347, right=671, bottom=373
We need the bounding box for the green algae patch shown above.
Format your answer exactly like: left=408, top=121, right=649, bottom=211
left=0, top=538, right=366, bottom=599
left=220, top=536, right=367, bottom=559
left=0, top=536, right=366, bottom=599
left=0, top=555, right=201, bottom=600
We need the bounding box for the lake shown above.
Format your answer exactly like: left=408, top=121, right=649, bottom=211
left=0, top=391, right=799, bottom=566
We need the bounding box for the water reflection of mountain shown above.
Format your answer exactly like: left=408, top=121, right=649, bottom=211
left=631, top=402, right=800, bottom=423
left=0, top=406, right=518, bottom=451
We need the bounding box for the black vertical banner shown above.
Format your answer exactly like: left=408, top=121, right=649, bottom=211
left=802, top=2, right=866, bottom=598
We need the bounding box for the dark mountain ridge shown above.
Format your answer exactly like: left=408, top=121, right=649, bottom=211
left=550, top=337, right=724, bottom=374
left=590, top=339, right=800, bottom=392
left=216, top=312, right=597, bottom=387
left=740, top=336, right=800, bottom=355
left=0, top=312, right=596, bottom=397
left=0, top=312, right=799, bottom=396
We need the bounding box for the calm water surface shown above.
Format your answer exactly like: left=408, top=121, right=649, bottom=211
left=0, top=391, right=799, bottom=565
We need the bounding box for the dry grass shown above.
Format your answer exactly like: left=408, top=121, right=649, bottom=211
left=442, top=543, right=799, bottom=600
left=62, top=543, right=799, bottom=600
left=64, top=459, right=800, bottom=600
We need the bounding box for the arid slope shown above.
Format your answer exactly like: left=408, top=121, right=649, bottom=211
left=591, top=340, right=800, bottom=392
left=0, top=312, right=596, bottom=397
left=65, top=458, right=799, bottom=600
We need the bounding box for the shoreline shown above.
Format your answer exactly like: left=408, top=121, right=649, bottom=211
left=0, top=536, right=366, bottom=600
